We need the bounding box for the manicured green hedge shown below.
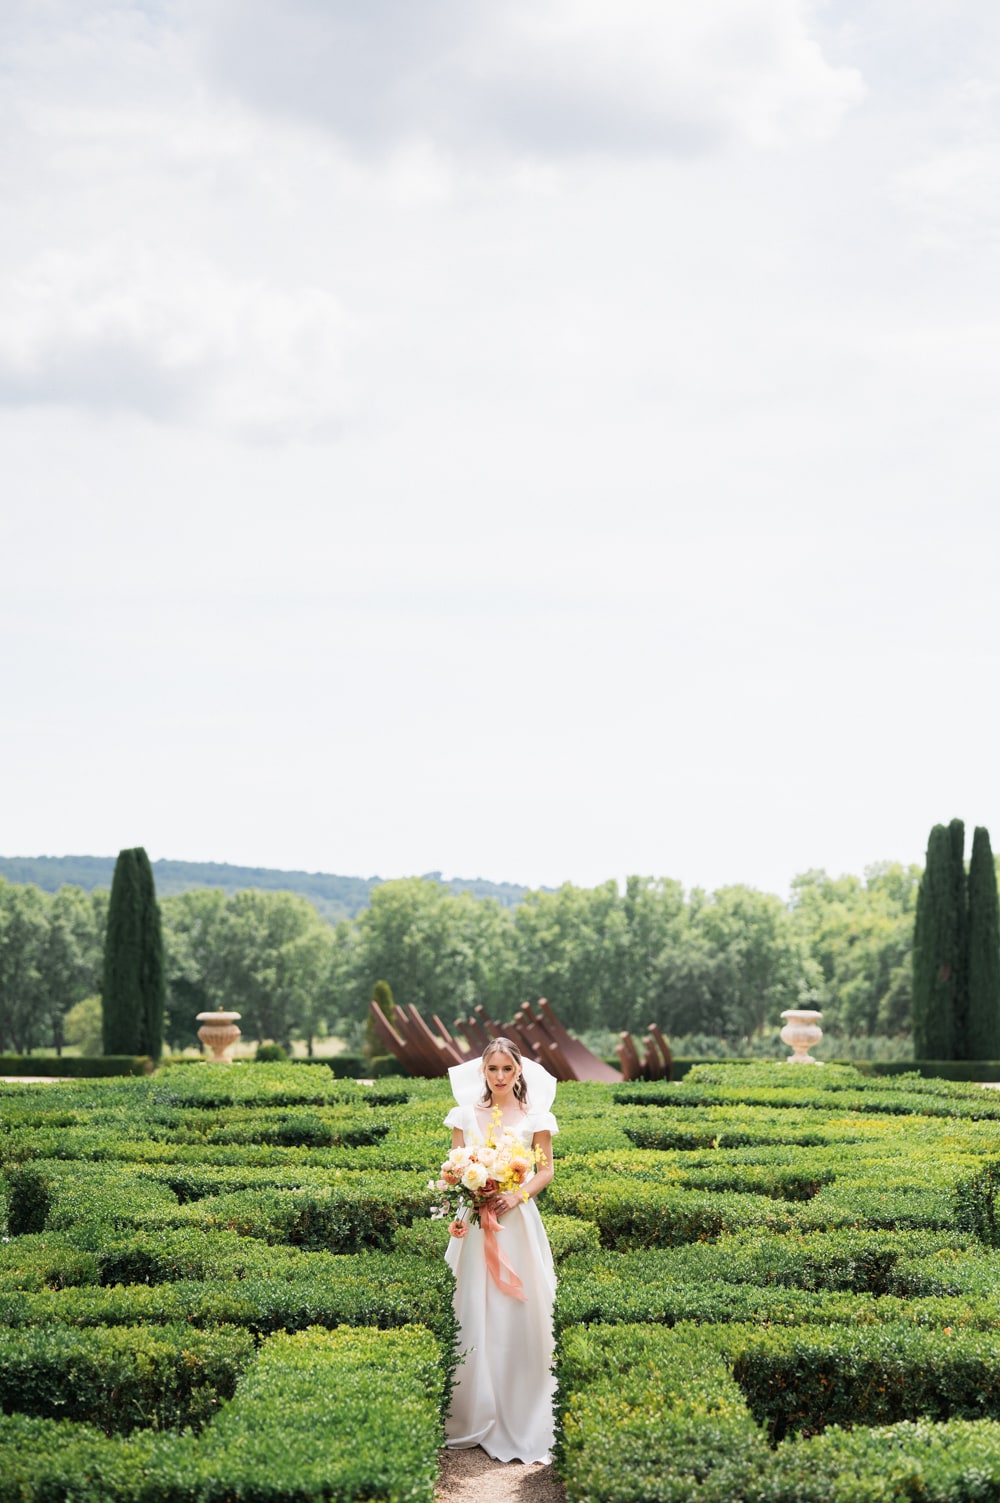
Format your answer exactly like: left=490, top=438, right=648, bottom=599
left=3, top=1157, right=433, bottom=1254
left=0, top=1322, right=253, bottom=1434
left=625, top=1119, right=855, bottom=1151
left=10, top=1060, right=1000, bottom=1502
left=2, top=1123, right=436, bottom=1173
left=0, top=1414, right=165, bottom=1503
left=0, top=1326, right=444, bottom=1503
left=194, top=1325, right=443, bottom=1501
left=6, top=1164, right=183, bottom=1237
left=326, top=1051, right=409, bottom=1078
left=555, top=1239, right=997, bottom=1336
left=556, top=1322, right=765, bottom=1503
left=732, top=1324, right=1000, bottom=1441
left=557, top=1321, right=1000, bottom=1503
left=106, top=1103, right=396, bottom=1149
left=853, top=1059, right=1000, bottom=1082
left=193, top=1177, right=429, bottom=1252
left=0, top=1055, right=152, bottom=1076
left=953, top=1156, right=1000, bottom=1243
left=0, top=1232, right=100, bottom=1291
left=141, top=1062, right=388, bottom=1108
left=0, top=1251, right=458, bottom=1346
left=617, top=1079, right=1000, bottom=1121
left=550, top=1182, right=799, bottom=1247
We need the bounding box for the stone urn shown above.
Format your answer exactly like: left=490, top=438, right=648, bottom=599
left=779, top=1009, right=823, bottom=1065
left=196, top=1010, right=242, bottom=1062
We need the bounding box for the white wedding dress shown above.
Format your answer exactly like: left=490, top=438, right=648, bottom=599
left=443, top=1099, right=558, bottom=1464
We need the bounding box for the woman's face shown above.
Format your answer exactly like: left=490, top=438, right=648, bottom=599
left=484, top=1049, right=518, bottom=1101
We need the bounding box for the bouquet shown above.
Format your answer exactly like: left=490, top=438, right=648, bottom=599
left=430, top=1107, right=545, bottom=1234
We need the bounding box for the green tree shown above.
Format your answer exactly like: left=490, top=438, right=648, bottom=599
left=212, top=890, right=335, bottom=1050
left=344, top=879, right=517, bottom=1025
left=967, top=826, right=1000, bottom=1060
left=0, top=880, right=49, bottom=1052
left=687, top=886, right=818, bottom=1040
left=160, top=889, right=229, bottom=1049
left=618, top=876, right=688, bottom=1033
left=789, top=864, right=919, bottom=1037
left=912, top=820, right=967, bottom=1060
left=365, top=979, right=395, bottom=1060
left=101, top=848, right=166, bottom=1060
left=512, top=881, right=627, bottom=1032
left=64, top=995, right=104, bottom=1055
left=38, top=886, right=104, bottom=1054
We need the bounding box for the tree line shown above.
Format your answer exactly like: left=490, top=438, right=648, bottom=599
left=0, top=856, right=538, bottom=923
left=0, top=861, right=923, bottom=1056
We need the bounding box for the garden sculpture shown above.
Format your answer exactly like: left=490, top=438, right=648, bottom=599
left=368, top=995, right=672, bottom=1082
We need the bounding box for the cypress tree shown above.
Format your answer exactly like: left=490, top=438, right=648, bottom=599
left=912, top=819, right=967, bottom=1059
left=101, top=847, right=165, bottom=1061
left=949, top=817, right=970, bottom=1059
left=365, top=979, right=395, bottom=1060
left=967, top=826, right=1000, bottom=1060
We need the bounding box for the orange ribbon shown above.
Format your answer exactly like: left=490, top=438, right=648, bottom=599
left=478, top=1200, right=527, bottom=1301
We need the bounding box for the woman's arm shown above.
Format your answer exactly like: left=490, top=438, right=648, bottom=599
left=451, top=1128, right=464, bottom=1150
left=527, top=1130, right=554, bottom=1197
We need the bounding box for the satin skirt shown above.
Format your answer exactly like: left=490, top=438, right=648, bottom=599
left=444, top=1199, right=557, bottom=1463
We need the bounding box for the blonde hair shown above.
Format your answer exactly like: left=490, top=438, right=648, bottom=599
left=480, top=1037, right=528, bottom=1107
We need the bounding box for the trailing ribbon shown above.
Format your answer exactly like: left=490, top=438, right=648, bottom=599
left=478, top=1200, right=527, bottom=1301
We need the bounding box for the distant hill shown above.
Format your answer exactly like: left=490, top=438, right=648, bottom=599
left=0, top=856, right=539, bottom=922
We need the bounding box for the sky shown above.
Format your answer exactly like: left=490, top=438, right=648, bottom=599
left=3, top=0, right=1000, bottom=900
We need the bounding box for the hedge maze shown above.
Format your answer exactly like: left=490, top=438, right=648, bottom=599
left=5, top=1061, right=1000, bottom=1500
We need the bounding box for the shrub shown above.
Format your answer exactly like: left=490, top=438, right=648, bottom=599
left=954, top=1157, right=1000, bottom=1243
left=0, top=1322, right=253, bottom=1434
left=195, top=1176, right=428, bottom=1253
left=0, top=1414, right=166, bottom=1503
left=0, top=1234, right=99, bottom=1292
left=0, top=1056, right=151, bottom=1077
left=0, top=1251, right=458, bottom=1349
left=557, top=1320, right=1000, bottom=1503
left=192, top=1326, right=444, bottom=1501
left=732, top=1324, right=1000, bottom=1441
left=3, top=1165, right=52, bottom=1234
left=0, top=1327, right=446, bottom=1503
left=556, top=1323, right=766, bottom=1502
left=550, top=1182, right=798, bottom=1248
left=11, top=1057, right=1000, bottom=1502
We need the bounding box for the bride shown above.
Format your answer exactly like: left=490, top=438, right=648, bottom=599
left=443, top=1037, right=558, bottom=1464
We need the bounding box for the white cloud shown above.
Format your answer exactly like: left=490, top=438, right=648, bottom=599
left=894, top=142, right=1000, bottom=247
left=880, top=71, right=1000, bottom=245
left=3, top=1, right=1000, bottom=896
left=199, top=0, right=863, bottom=159
left=0, top=248, right=352, bottom=436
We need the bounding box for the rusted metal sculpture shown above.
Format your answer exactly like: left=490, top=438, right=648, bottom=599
left=368, top=995, right=671, bottom=1083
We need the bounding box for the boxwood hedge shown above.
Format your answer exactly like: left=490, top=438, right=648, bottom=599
left=6, top=1060, right=1000, bottom=1500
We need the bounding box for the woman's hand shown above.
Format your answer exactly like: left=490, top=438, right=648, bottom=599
left=495, top=1191, right=524, bottom=1217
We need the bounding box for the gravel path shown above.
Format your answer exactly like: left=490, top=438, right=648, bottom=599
left=436, top=1448, right=565, bottom=1503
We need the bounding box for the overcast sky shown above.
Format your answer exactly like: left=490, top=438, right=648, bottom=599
left=3, top=0, right=999, bottom=899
